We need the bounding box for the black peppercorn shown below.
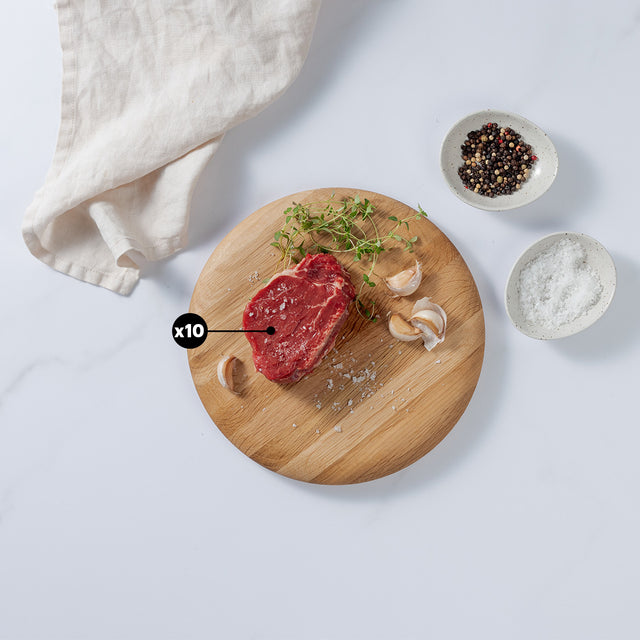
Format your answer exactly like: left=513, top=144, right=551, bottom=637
left=457, top=122, right=538, bottom=198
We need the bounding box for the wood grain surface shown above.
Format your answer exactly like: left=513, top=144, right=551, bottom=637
left=188, top=188, right=485, bottom=484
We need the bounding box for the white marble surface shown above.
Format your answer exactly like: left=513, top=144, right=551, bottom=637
left=2, top=1, right=640, bottom=638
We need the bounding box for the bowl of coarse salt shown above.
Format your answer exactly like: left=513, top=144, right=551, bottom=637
left=505, top=232, right=616, bottom=339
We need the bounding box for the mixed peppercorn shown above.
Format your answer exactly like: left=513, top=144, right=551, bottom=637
left=457, top=122, right=537, bottom=197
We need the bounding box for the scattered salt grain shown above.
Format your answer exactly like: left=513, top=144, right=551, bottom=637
left=334, top=425, right=342, bottom=433
left=292, top=423, right=297, bottom=428
left=435, top=359, right=441, bottom=364
left=315, top=429, right=320, bottom=434
left=517, top=237, right=603, bottom=330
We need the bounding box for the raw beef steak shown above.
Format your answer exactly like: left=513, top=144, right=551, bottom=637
left=243, top=253, right=356, bottom=383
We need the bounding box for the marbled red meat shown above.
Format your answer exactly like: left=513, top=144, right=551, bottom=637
left=243, top=253, right=356, bottom=383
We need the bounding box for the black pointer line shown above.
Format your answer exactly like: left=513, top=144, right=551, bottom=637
left=208, top=326, right=276, bottom=335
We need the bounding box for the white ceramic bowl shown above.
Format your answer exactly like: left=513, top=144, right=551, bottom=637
left=440, top=109, right=558, bottom=211
left=505, top=232, right=617, bottom=339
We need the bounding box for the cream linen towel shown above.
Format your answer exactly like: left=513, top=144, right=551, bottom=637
left=23, top=0, right=321, bottom=294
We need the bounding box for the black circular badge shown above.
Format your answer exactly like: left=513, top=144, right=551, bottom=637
left=172, top=313, right=208, bottom=349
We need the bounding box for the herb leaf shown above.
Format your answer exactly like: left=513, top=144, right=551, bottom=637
left=271, top=195, right=426, bottom=320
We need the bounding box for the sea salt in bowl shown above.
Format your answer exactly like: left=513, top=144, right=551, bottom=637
left=440, top=109, right=558, bottom=211
left=505, top=232, right=617, bottom=339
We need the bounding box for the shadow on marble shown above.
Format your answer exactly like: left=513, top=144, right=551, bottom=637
left=551, top=252, right=640, bottom=360
left=136, top=251, right=195, bottom=300
left=497, top=133, right=599, bottom=229
left=184, top=0, right=389, bottom=252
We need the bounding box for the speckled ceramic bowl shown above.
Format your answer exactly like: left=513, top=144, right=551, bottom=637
left=505, top=232, right=617, bottom=339
left=440, top=109, right=558, bottom=211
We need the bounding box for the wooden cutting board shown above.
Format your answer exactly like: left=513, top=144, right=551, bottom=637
left=188, top=188, right=484, bottom=484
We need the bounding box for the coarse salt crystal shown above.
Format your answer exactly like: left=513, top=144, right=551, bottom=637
left=334, top=425, right=342, bottom=432
left=517, top=238, right=603, bottom=330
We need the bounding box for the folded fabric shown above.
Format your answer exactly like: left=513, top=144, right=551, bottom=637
left=23, top=0, right=321, bottom=294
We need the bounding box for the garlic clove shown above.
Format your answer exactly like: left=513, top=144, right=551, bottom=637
left=217, top=355, right=238, bottom=392
left=410, top=309, right=445, bottom=337
left=410, top=297, right=447, bottom=351
left=384, top=260, right=422, bottom=297
left=388, top=313, right=422, bottom=342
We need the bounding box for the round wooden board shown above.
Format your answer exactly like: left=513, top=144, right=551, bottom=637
left=188, top=188, right=485, bottom=484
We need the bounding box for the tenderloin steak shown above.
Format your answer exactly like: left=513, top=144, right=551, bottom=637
left=243, top=253, right=356, bottom=383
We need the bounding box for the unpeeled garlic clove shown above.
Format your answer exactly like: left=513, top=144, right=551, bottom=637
left=410, top=309, right=445, bottom=337
left=388, top=313, right=422, bottom=342
left=410, top=297, right=447, bottom=351
left=384, top=260, right=422, bottom=297
left=217, top=355, right=238, bottom=392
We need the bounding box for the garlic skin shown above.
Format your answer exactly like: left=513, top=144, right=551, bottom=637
left=410, top=297, right=447, bottom=351
left=217, top=355, right=238, bottom=392
left=388, top=313, right=422, bottom=341
left=384, top=260, right=422, bottom=297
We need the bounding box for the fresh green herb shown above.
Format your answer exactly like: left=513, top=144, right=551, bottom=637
left=271, top=194, right=428, bottom=320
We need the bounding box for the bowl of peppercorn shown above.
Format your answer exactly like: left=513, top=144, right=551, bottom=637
left=440, top=109, right=558, bottom=211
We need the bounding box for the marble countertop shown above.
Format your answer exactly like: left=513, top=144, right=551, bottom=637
left=2, top=1, right=640, bottom=638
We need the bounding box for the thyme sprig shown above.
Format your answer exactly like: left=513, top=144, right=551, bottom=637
left=270, top=194, right=428, bottom=320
